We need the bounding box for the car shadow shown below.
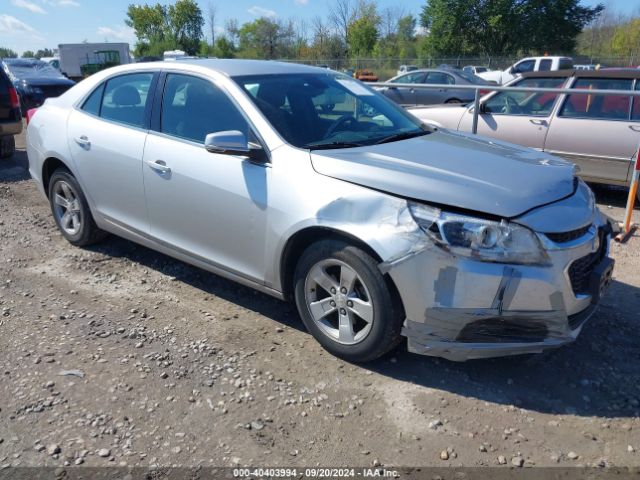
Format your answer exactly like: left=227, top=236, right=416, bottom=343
left=84, top=236, right=304, bottom=332
left=87, top=235, right=639, bottom=419
left=363, top=276, right=640, bottom=419
left=0, top=148, right=30, bottom=183
left=591, top=183, right=639, bottom=210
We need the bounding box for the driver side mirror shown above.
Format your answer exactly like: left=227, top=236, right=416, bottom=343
left=205, top=130, right=267, bottom=162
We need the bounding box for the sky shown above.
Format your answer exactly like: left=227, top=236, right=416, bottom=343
left=0, top=0, right=639, bottom=55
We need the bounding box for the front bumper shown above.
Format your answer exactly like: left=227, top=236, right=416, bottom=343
left=386, top=223, right=614, bottom=361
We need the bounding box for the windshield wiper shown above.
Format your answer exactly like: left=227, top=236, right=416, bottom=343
left=372, top=130, right=431, bottom=145
left=304, top=141, right=364, bottom=150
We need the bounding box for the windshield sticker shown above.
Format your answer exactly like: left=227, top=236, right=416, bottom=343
left=336, top=79, right=374, bottom=96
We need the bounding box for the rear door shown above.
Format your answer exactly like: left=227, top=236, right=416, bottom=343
left=67, top=71, right=156, bottom=232
left=458, top=76, right=566, bottom=149
left=544, top=77, right=639, bottom=184
left=420, top=71, right=455, bottom=104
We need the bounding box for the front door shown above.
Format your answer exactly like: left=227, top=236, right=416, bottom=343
left=142, top=73, right=269, bottom=282
left=459, top=76, right=567, bottom=150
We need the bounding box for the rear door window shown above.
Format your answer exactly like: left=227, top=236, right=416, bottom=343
left=425, top=72, right=454, bottom=85
left=560, top=78, right=633, bottom=121
left=100, top=73, right=154, bottom=128
left=392, top=72, right=426, bottom=84
left=483, top=77, right=566, bottom=116
left=539, top=59, right=552, bottom=71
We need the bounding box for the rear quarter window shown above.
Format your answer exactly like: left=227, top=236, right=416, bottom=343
left=81, top=83, right=104, bottom=116
left=560, top=78, right=633, bottom=121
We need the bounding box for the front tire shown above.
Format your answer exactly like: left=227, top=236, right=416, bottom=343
left=293, top=239, right=403, bottom=362
left=48, top=169, right=106, bottom=246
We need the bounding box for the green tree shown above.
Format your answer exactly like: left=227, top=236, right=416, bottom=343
left=126, top=0, right=204, bottom=56
left=420, top=0, right=603, bottom=56
left=347, top=0, right=380, bottom=56
left=0, top=48, right=18, bottom=58
left=237, top=17, right=296, bottom=59
left=611, top=18, right=640, bottom=59
left=22, top=50, right=35, bottom=58
left=215, top=35, right=236, bottom=58
left=35, top=48, right=55, bottom=59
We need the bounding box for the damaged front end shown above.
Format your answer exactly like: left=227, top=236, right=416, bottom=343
left=378, top=181, right=614, bottom=362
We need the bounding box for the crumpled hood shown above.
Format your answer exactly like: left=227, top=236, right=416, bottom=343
left=310, top=129, right=576, bottom=218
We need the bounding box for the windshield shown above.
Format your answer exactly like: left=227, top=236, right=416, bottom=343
left=233, top=73, right=427, bottom=149
left=3, top=59, right=65, bottom=80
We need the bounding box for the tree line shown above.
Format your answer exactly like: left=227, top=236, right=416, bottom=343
left=124, top=0, right=605, bottom=61
left=7, top=0, right=637, bottom=65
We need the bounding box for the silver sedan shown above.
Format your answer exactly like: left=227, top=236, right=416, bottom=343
left=26, top=59, right=613, bottom=362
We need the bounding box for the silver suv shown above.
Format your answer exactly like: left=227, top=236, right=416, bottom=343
left=26, top=60, right=613, bottom=362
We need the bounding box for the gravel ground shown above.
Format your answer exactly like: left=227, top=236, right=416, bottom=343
left=1, top=130, right=639, bottom=470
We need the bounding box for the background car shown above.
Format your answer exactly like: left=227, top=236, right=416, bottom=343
left=376, top=68, right=492, bottom=106
left=478, top=56, right=574, bottom=84
left=397, top=64, right=418, bottom=76
left=462, top=65, right=490, bottom=75
left=0, top=64, right=22, bottom=158
left=409, top=69, right=640, bottom=198
left=2, top=58, right=75, bottom=113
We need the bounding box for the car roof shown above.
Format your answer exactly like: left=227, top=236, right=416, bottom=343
left=171, top=58, right=330, bottom=77
left=522, top=69, right=640, bottom=79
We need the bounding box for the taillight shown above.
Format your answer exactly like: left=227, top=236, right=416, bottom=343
left=479, top=89, right=490, bottom=97
left=26, top=108, right=38, bottom=126
left=8, top=86, right=20, bottom=109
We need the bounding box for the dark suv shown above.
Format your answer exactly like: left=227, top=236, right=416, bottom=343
left=0, top=63, right=22, bottom=158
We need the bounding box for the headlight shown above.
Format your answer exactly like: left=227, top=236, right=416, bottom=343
left=409, top=202, right=550, bottom=265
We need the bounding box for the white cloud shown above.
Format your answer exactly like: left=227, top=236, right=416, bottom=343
left=0, top=14, right=35, bottom=33
left=97, top=26, right=136, bottom=42
left=294, top=0, right=309, bottom=4
left=247, top=6, right=277, bottom=18
left=41, top=0, right=80, bottom=6
left=11, top=0, right=46, bottom=14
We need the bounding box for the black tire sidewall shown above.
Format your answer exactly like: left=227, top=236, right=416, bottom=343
left=294, top=239, right=402, bottom=362
left=48, top=170, right=95, bottom=246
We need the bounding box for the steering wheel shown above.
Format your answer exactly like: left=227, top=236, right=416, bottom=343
left=502, top=95, right=522, bottom=114
left=324, top=114, right=356, bottom=139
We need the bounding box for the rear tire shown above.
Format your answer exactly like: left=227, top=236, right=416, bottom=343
left=0, top=136, right=15, bottom=159
left=48, top=169, right=107, bottom=246
left=445, top=98, right=462, bottom=104
left=293, top=239, right=403, bottom=362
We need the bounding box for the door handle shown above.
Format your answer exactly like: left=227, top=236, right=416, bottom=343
left=145, top=159, right=171, bottom=174
left=529, top=119, right=547, bottom=126
left=629, top=125, right=640, bottom=132
left=74, top=135, right=91, bottom=148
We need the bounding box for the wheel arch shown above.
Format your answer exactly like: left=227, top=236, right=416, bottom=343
left=42, top=156, right=73, bottom=197
left=279, top=226, right=405, bottom=316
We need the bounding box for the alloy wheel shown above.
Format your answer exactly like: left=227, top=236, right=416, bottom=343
left=52, top=180, right=83, bottom=236
left=303, top=259, right=374, bottom=345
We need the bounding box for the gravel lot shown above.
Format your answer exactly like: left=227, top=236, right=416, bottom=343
left=1, top=130, right=639, bottom=470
